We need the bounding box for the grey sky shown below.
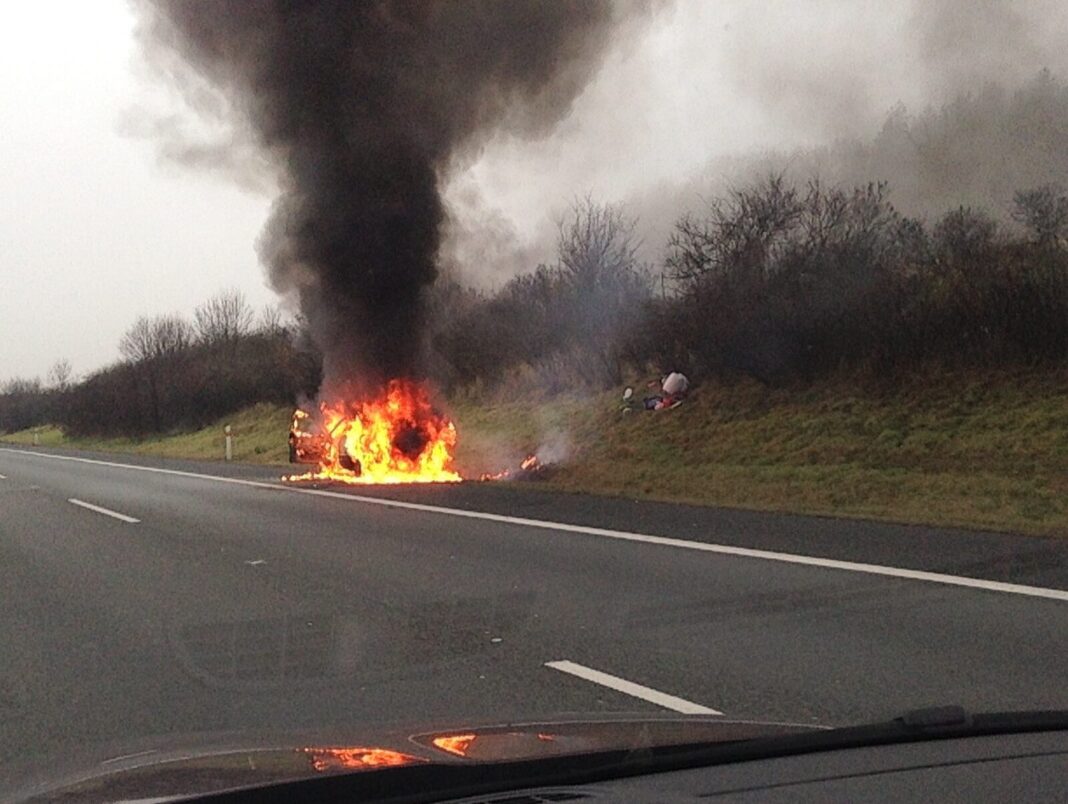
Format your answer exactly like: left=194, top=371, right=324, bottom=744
left=3, top=0, right=1066, bottom=381
left=0, top=0, right=273, bottom=382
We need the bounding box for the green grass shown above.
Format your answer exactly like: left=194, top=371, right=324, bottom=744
left=0, top=403, right=293, bottom=464
left=3, top=367, right=1066, bottom=535
left=450, top=367, right=1068, bottom=537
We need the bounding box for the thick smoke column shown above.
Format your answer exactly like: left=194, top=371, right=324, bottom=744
left=137, top=0, right=621, bottom=386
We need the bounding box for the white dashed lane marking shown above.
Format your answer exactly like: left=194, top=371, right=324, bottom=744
left=546, top=660, right=722, bottom=715
left=68, top=498, right=140, bottom=524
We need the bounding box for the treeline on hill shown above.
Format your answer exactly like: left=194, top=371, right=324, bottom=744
left=0, top=291, right=321, bottom=437
left=655, top=177, right=1068, bottom=383
left=432, top=178, right=1068, bottom=392
left=2, top=177, right=1067, bottom=439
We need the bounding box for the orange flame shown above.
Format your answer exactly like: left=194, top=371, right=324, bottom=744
left=286, top=379, right=460, bottom=485
left=479, top=454, right=541, bottom=481
left=431, top=733, right=477, bottom=757
left=303, top=746, right=420, bottom=771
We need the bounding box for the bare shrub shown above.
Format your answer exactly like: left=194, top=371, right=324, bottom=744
left=1012, top=184, right=1068, bottom=249
left=194, top=289, right=255, bottom=344
left=47, top=359, right=73, bottom=391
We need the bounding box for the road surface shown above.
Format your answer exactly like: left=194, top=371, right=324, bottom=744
left=1, top=444, right=1066, bottom=792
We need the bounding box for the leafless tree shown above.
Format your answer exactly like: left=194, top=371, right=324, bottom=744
left=1, top=376, right=41, bottom=395
left=193, top=289, right=254, bottom=344
left=933, top=206, right=999, bottom=267
left=557, top=196, right=642, bottom=290
left=555, top=196, right=650, bottom=384
left=256, top=302, right=286, bottom=335
left=47, top=359, right=72, bottom=390
left=120, top=314, right=193, bottom=363
left=1012, top=184, right=1068, bottom=249
left=118, top=314, right=192, bottom=432
left=666, top=174, right=802, bottom=287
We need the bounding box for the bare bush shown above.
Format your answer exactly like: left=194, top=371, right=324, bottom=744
left=117, top=315, right=192, bottom=432
left=557, top=196, right=641, bottom=289
left=556, top=197, right=650, bottom=384
left=666, top=174, right=802, bottom=287
left=256, top=303, right=286, bottom=335
left=2, top=376, right=42, bottom=395
left=0, top=376, right=47, bottom=433
left=933, top=206, right=999, bottom=266
left=58, top=327, right=320, bottom=438
left=1012, top=184, right=1068, bottom=249
left=120, top=314, right=193, bottom=363
left=650, top=175, right=1068, bottom=383
left=433, top=198, right=650, bottom=392
left=194, top=289, right=255, bottom=344
left=47, top=359, right=72, bottom=391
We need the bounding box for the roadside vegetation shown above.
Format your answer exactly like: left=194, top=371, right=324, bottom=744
left=0, top=290, right=320, bottom=439
left=3, top=75, right=1067, bottom=536
left=1, top=403, right=293, bottom=463
left=455, top=368, right=1068, bottom=537
left=5, top=366, right=1065, bottom=536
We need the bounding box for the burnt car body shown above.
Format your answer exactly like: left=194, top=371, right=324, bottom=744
left=288, top=409, right=329, bottom=464
left=288, top=409, right=361, bottom=474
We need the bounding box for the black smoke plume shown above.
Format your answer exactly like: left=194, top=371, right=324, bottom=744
left=135, top=0, right=624, bottom=388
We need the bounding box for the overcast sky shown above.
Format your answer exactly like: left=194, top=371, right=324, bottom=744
left=0, top=0, right=274, bottom=382
left=3, top=0, right=1065, bottom=382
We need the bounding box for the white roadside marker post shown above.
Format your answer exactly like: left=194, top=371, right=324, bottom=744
left=224, top=424, right=233, bottom=462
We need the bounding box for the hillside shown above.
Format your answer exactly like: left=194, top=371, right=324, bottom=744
left=2, top=403, right=294, bottom=464
left=4, top=369, right=1066, bottom=536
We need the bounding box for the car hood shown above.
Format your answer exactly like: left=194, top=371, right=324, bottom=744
left=16, top=714, right=815, bottom=802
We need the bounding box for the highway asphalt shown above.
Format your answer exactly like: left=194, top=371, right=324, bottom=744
left=1, top=444, right=1067, bottom=793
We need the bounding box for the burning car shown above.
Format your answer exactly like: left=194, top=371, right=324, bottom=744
left=289, top=407, right=365, bottom=474
left=285, top=381, right=460, bottom=484
left=288, top=409, right=335, bottom=466
left=287, top=381, right=553, bottom=485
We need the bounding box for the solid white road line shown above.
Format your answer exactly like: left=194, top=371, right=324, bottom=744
left=68, top=498, right=140, bottom=524
left=3, top=447, right=1067, bottom=603
left=546, top=660, right=722, bottom=715
left=100, top=749, right=158, bottom=766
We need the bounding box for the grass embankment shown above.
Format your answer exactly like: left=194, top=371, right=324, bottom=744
left=3, top=369, right=1066, bottom=535
left=1, top=403, right=293, bottom=464
left=451, top=368, right=1068, bottom=537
